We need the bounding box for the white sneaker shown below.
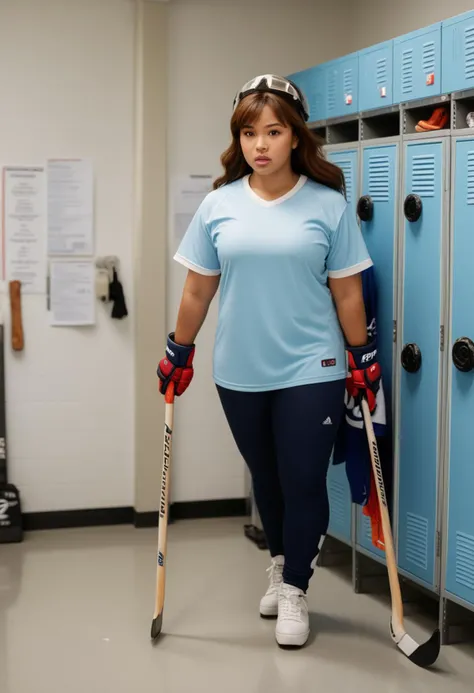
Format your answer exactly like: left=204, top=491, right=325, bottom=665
left=259, top=555, right=284, bottom=618
left=275, top=583, right=310, bottom=647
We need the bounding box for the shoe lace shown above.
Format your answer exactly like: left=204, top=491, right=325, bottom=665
left=280, top=588, right=304, bottom=619
left=266, top=561, right=283, bottom=591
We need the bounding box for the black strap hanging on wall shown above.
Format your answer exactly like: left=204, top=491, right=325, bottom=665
left=109, top=268, right=128, bottom=319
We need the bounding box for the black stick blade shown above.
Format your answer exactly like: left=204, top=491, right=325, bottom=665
left=408, top=629, right=441, bottom=668
left=150, top=613, right=163, bottom=640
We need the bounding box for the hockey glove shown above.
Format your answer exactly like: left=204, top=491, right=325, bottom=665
left=346, top=341, right=381, bottom=414
left=157, top=333, right=195, bottom=397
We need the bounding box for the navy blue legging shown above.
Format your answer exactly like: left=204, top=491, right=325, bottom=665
left=217, top=380, right=346, bottom=592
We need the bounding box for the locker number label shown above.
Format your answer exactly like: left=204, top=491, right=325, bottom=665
left=426, top=72, right=435, bottom=86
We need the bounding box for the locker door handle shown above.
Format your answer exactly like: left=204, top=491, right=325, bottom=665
left=401, top=343, right=422, bottom=373
left=452, top=337, right=474, bottom=372
left=404, top=194, right=422, bottom=222
left=357, top=195, right=374, bottom=222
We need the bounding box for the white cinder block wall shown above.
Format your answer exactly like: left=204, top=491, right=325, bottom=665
left=166, top=0, right=353, bottom=503
left=7, top=0, right=473, bottom=513
left=0, top=0, right=353, bottom=514
left=0, top=0, right=135, bottom=512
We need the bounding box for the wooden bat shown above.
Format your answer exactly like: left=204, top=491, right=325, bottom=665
left=9, top=281, right=24, bottom=352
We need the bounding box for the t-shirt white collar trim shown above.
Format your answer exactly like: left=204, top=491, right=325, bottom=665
left=243, top=174, right=307, bottom=206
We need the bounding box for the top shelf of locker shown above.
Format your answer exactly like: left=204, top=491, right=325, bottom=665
left=287, top=10, right=474, bottom=123
left=392, top=20, right=442, bottom=44
left=442, top=8, right=474, bottom=28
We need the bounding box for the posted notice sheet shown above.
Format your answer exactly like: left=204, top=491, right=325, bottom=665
left=47, top=159, right=94, bottom=256
left=2, top=166, right=46, bottom=293
left=171, top=175, right=213, bottom=242
left=49, top=260, right=95, bottom=326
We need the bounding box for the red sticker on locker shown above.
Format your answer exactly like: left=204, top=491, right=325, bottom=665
left=426, top=72, right=435, bottom=86
left=345, top=94, right=353, bottom=105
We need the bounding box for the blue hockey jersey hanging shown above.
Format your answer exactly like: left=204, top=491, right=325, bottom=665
left=333, top=265, right=387, bottom=508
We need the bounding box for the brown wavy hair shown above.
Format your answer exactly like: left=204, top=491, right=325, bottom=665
left=213, top=91, right=345, bottom=195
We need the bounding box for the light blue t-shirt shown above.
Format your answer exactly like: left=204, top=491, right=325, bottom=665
left=174, top=174, right=373, bottom=392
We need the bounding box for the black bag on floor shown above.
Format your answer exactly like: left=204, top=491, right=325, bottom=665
left=0, top=483, right=23, bottom=543
left=0, top=322, right=23, bottom=544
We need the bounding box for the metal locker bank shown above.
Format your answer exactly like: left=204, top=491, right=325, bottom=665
left=356, top=126, right=401, bottom=563
left=283, top=7, right=474, bottom=650
left=440, top=106, right=474, bottom=641
left=443, top=133, right=474, bottom=607
left=396, top=125, right=451, bottom=594
left=325, top=140, right=360, bottom=546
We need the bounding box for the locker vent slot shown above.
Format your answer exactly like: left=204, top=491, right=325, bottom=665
left=405, top=512, right=428, bottom=571
left=467, top=151, right=474, bottom=204
left=376, top=58, right=387, bottom=88
left=455, top=532, right=474, bottom=590
left=364, top=515, right=372, bottom=544
left=338, top=159, right=353, bottom=203
left=343, top=69, right=352, bottom=96
left=328, top=71, right=336, bottom=114
left=464, top=26, right=474, bottom=81
left=402, top=49, right=414, bottom=94
left=311, top=92, right=322, bottom=123
left=329, top=480, right=345, bottom=527
left=411, top=155, right=435, bottom=197
left=306, top=83, right=317, bottom=122
left=368, top=155, right=390, bottom=201
left=422, top=41, right=436, bottom=73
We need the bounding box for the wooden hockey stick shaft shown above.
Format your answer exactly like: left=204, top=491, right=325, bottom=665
left=151, top=382, right=175, bottom=639
left=360, top=396, right=440, bottom=667
left=360, top=397, right=405, bottom=640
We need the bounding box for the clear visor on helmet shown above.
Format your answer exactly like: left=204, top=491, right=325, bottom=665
left=233, top=74, right=309, bottom=120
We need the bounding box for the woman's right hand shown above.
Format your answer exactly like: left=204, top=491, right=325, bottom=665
left=157, top=333, right=195, bottom=396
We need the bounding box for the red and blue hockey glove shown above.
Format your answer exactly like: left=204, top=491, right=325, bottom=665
left=157, top=333, right=195, bottom=397
left=346, top=341, right=381, bottom=414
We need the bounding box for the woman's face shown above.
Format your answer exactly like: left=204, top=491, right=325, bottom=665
left=240, top=104, right=298, bottom=177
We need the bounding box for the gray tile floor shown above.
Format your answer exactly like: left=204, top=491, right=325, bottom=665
left=1, top=517, right=474, bottom=692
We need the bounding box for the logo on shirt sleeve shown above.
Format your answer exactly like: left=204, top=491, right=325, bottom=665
left=321, top=358, right=336, bottom=368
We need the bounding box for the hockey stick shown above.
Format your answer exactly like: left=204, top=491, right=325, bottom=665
left=360, top=396, right=440, bottom=668
left=151, top=382, right=175, bottom=640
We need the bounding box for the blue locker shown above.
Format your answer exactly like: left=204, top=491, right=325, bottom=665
left=442, top=10, right=474, bottom=94
left=325, top=146, right=359, bottom=544
left=359, top=40, right=394, bottom=111
left=306, top=65, right=327, bottom=122
left=325, top=53, right=359, bottom=119
left=393, top=23, right=442, bottom=103
left=326, top=147, right=358, bottom=213
left=327, top=459, right=352, bottom=544
left=445, top=137, right=474, bottom=608
left=398, top=139, right=447, bottom=590
left=356, top=142, right=399, bottom=559
left=287, top=66, right=326, bottom=123
left=336, top=52, right=359, bottom=117
left=326, top=60, right=339, bottom=120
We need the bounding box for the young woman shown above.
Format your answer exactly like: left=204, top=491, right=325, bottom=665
left=157, top=75, right=381, bottom=648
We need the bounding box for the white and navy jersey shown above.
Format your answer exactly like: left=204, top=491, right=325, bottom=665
left=174, top=174, right=373, bottom=392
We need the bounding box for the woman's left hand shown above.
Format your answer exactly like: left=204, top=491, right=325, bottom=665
left=346, top=341, right=381, bottom=413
